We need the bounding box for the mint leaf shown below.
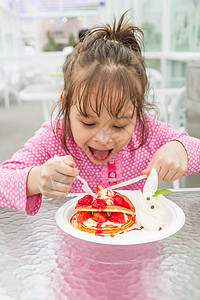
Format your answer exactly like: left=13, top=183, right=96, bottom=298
left=152, top=189, right=172, bottom=197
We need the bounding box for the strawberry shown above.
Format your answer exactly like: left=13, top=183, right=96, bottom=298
left=92, top=199, right=107, bottom=209
left=108, top=212, right=125, bottom=224
left=76, top=211, right=92, bottom=223
left=93, top=212, right=108, bottom=223
left=78, top=194, right=93, bottom=205
left=112, top=195, right=130, bottom=209
left=96, top=184, right=106, bottom=194
left=141, top=178, right=147, bottom=192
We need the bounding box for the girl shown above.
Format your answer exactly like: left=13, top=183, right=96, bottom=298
left=0, top=12, right=200, bottom=215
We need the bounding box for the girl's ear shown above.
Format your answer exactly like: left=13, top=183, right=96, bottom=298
left=60, top=92, right=64, bottom=102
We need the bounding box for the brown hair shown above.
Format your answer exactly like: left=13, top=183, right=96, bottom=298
left=53, top=11, right=154, bottom=154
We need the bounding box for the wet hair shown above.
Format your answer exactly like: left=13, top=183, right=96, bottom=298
left=53, top=11, right=155, bottom=154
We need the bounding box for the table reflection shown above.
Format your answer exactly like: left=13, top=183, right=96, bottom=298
left=48, top=232, right=174, bottom=300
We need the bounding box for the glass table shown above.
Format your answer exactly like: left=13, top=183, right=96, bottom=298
left=1, top=189, right=200, bottom=300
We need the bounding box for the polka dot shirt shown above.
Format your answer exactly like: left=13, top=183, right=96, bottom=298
left=0, top=112, right=199, bottom=215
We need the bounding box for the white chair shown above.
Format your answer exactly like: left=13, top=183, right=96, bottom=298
left=149, top=87, right=186, bottom=127
left=146, top=68, right=164, bottom=86
left=148, top=87, right=186, bottom=189
left=168, top=87, right=186, bottom=189
left=19, top=83, right=61, bottom=121
left=0, top=63, right=22, bottom=108
left=0, top=68, right=7, bottom=107
left=168, top=87, right=186, bottom=131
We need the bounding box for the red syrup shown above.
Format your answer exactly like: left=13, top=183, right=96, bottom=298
left=70, top=213, right=76, bottom=223
left=119, top=227, right=141, bottom=235
left=132, top=215, right=136, bottom=222
left=95, top=222, right=104, bottom=236
left=126, top=228, right=141, bottom=232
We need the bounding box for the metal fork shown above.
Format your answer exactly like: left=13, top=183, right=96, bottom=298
left=54, top=155, right=95, bottom=196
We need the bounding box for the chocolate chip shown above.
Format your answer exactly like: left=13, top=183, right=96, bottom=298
left=159, top=227, right=162, bottom=231
left=146, top=197, right=150, bottom=200
left=151, top=205, right=154, bottom=209
left=140, top=226, right=144, bottom=229
left=110, top=234, right=115, bottom=237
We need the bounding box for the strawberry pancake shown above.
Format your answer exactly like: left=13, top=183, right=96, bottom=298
left=70, top=184, right=136, bottom=236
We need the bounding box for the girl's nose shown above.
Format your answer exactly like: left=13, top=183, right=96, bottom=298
left=93, top=127, right=113, bottom=145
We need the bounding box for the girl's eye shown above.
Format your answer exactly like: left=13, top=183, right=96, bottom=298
left=113, top=125, right=126, bottom=130
left=81, top=122, right=95, bottom=127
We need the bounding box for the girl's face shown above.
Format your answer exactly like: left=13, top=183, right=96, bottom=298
left=69, top=102, right=137, bottom=165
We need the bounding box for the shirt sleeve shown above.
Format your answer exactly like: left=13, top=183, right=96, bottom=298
left=0, top=119, right=63, bottom=215
left=146, top=113, right=200, bottom=175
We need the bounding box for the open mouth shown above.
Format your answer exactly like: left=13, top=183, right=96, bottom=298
left=88, top=146, right=113, bottom=162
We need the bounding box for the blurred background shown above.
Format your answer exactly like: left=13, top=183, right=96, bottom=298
left=0, top=0, right=200, bottom=188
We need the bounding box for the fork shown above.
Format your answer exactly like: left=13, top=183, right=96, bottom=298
left=109, top=174, right=147, bottom=190
left=76, top=175, right=96, bottom=196
left=54, top=155, right=95, bottom=196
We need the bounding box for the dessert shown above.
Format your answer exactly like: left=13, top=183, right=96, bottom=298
left=70, top=184, right=136, bottom=236
left=136, top=168, right=169, bottom=231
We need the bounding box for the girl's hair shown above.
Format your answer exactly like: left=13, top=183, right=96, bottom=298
left=53, top=11, right=155, bottom=154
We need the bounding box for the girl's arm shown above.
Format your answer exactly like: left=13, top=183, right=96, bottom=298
left=26, top=156, right=78, bottom=198
left=142, top=113, right=200, bottom=181
left=0, top=119, right=77, bottom=215
left=142, top=140, right=188, bottom=181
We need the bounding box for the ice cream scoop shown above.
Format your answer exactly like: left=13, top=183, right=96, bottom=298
left=136, top=168, right=168, bottom=231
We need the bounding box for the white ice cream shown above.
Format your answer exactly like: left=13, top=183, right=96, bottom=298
left=136, top=168, right=167, bottom=230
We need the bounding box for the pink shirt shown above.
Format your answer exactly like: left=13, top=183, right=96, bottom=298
left=0, top=112, right=200, bottom=215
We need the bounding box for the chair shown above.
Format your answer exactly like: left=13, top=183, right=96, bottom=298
left=19, top=83, right=61, bottom=121
left=149, top=87, right=186, bottom=128
left=146, top=68, right=164, bottom=86
left=0, top=63, right=22, bottom=108
left=148, top=87, right=186, bottom=189
left=168, top=87, right=186, bottom=131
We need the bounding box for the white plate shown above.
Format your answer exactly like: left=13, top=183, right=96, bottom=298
left=55, top=190, right=185, bottom=245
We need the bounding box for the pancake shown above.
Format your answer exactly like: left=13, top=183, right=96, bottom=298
left=71, top=185, right=136, bottom=236
left=71, top=213, right=136, bottom=236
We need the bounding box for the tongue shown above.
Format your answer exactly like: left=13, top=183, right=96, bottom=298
left=92, top=149, right=109, bottom=160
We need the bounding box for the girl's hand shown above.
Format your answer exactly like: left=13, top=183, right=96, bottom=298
left=142, top=141, right=188, bottom=181
left=27, top=155, right=79, bottom=198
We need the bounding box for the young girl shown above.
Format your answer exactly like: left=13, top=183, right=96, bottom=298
left=0, top=12, right=200, bottom=216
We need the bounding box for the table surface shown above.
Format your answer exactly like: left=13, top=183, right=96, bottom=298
left=1, top=189, right=200, bottom=300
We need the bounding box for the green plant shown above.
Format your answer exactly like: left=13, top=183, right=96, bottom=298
left=67, top=32, right=75, bottom=46
left=44, top=34, right=58, bottom=51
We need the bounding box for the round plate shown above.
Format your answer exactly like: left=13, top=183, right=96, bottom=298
left=55, top=190, right=185, bottom=245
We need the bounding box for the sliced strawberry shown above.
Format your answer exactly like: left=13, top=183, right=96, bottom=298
left=92, top=199, right=107, bottom=209
left=96, top=184, right=106, bottom=194
left=78, top=194, right=93, bottom=205
left=76, top=211, right=92, bottom=223
left=112, top=195, right=130, bottom=209
left=93, top=212, right=108, bottom=223
left=108, top=212, right=125, bottom=224
left=141, top=178, right=147, bottom=192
